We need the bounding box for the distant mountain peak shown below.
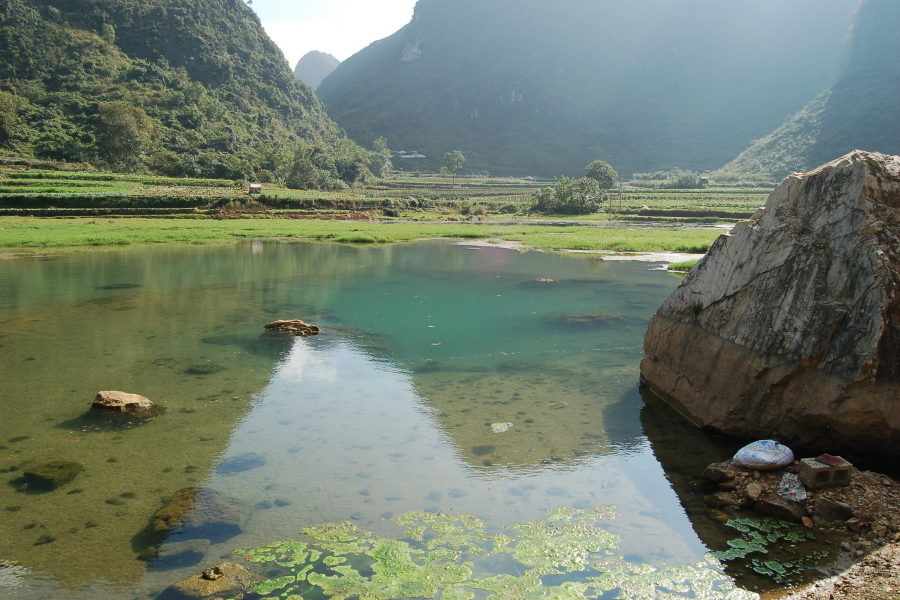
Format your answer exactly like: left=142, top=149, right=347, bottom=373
left=294, top=51, right=341, bottom=91
left=317, top=0, right=858, bottom=178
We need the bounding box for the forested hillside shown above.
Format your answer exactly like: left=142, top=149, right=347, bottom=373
left=716, top=0, right=900, bottom=182
left=317, top=0, right=856, bottom=177
left=807, top=0, right=900, bottom=168
left=0, top=0, right=367, bottom=184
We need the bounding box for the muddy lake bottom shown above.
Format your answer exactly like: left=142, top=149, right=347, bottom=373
left=0, top=241, right=845, bottom=599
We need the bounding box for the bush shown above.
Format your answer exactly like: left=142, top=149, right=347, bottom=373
left=661, top=172, right=702, bottom=189
left=584, top=160, right=618, bottom=189
left=531, top=176, right=602, bottom=215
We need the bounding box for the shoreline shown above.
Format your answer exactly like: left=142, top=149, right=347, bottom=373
left=774, top=542, right=900, bottom=600
left=0, top=216, right=721, bottom=258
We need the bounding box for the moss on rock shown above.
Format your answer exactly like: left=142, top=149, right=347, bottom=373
left=22, top=461, right=83, bottom=490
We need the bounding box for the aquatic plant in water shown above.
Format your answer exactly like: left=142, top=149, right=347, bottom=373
left=234, top=506, right=758, bottom=599
left=711, top=518, right=825, bottom=585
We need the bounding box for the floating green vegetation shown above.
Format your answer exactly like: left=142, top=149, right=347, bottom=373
left=234, top=506, right=758, bottom=600
left=711, top=518, right=825, bottom=586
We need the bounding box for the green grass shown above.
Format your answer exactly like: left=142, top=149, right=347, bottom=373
left=0, top=217, right=722, bottom=254
left=668, top=259, right=700, bottom=272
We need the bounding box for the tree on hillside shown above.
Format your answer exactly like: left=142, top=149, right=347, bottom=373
left=370, top=137, right=393, bottom=178
left=584, top=160, right=618, bottom=189
left=441, top=150, right=466, bottom=181
left=286, top=143, right=319, bottom=190
left=97, top=102, right=153, bottom=167
left=0, top=92, right=29, bottom=146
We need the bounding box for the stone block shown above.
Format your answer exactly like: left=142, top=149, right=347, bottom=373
left=799, top=457, right=852, bottom=489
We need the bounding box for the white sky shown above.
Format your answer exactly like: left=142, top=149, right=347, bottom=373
left=252, top=0, right=418, bottom=67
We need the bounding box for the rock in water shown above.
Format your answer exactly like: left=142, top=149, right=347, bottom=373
left=22, top=461, right=83, bottom=490
left=264, top=320, right=320, bottom=336
left=158, top=562, right=260, bottom=600
left=92, top=391, right=156, bottom=413
left=756, top=493, right=807, bottom=522
left=641, top=151, right=900, bottom=458
left=150, top=488, right=251, bottom=541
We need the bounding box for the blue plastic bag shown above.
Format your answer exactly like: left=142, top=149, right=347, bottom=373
left=732, top=440, right=794, bottom=471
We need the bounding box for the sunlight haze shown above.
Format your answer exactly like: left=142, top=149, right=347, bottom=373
left=253, top=0, right=418, bottom=66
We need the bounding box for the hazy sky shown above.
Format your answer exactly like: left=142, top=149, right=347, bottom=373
left=251, top=0, right=418, bottom=67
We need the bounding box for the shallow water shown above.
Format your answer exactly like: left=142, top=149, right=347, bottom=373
left=0, top=241, right=835, bottom=598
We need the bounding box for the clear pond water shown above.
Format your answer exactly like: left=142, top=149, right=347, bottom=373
left=0, top=241, right=834, bottom=599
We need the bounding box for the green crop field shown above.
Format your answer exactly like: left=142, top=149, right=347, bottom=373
left=0, top=163, right=771, bottom=220
left=0, top=162, right=748, bottom=255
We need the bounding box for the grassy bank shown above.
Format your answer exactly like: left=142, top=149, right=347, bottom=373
left=0, top=216, right=721, bottom=254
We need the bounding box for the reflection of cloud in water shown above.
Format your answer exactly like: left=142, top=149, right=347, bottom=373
left=179, top=334, right=709, bottom=598
left=273, top=336, right=339, bottom=384
left=468, top=245, right=520, bottom=279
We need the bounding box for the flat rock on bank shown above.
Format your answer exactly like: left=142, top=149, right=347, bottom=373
left=642, top=151, right=900, bottom=457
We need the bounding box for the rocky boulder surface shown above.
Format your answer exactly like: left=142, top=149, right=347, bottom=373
left=157, top=562, right=260, bottom=600
left=264, top=320, right=320, bottom=337
left=92, top=391, right=156, bottom=413
left=642, top=151, right=900, bottom=457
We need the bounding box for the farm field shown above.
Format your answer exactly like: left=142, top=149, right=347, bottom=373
left=0, top=162, right=754, bottom=254
left=0, top=162, right=771, bottom=220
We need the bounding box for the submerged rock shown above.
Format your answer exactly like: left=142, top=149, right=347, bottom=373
left=150, top=488, right=250, bottom=541
left=701, top=462, right=738, bottom=483
left=157, top=562, right=260, bottom=600
left=185, top=364, right=227, bottom=375
left=22, top=461, right=83, bottom=490
left=264, top=319, right=320, bottom=336
left=217, top=452, right=266, bottom=475
left=92, top=391, right=156, bottom=413
left=543, top=311, right=622, bottom=328
left=642, top=151, right=900, bottom=458
left=139, top=539, right=210, bottom=565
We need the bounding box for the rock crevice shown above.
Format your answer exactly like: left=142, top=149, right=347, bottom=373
left=642, top=151, right=900, bottom=457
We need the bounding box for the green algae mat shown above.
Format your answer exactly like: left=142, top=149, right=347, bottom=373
left=237, top=506, right=756, bottom=600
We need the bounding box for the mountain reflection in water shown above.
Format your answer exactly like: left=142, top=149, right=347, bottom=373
left=0, top=241, right=739, bottom=599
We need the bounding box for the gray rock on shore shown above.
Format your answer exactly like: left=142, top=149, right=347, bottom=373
left=642, top=151, right=900, bottom=458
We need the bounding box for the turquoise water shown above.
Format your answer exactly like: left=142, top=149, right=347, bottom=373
left=0, top=241, right=823, bottom=598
